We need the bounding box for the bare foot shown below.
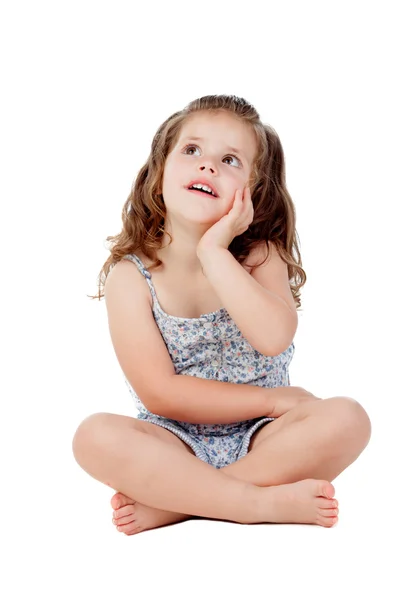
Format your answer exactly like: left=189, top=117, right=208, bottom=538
left=262, top=479, right=339, bottom=527
left=110, top=479, right=339, bottom=534
left=110, top=492, right=192, bottom=535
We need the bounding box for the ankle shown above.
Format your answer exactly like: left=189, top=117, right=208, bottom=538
left=240, top=484, right=267, bottom=524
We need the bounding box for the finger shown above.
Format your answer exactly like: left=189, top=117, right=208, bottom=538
left=232, top=189, right=244, bottom=212
left=228, top=189, right=239, bottom=210
left=237, top=200, right=253, bottom=229
left=245, top=192, right=254, bottom=220
left=244, top=187, right=253, bottom=215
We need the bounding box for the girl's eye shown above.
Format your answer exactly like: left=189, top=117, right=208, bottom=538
left=182, top=144, right=241, bottom=167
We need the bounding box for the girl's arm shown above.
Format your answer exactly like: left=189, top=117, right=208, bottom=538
left=105, top=259, right=275, bottom=425
left=197, top=242, right=298, bottom=357
left=155, top=374, right=274, bottom=424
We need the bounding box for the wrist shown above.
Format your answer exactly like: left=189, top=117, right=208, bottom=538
left=197, top=244, right=227, bottom=263
left=263, top=388, right=275, bottom=418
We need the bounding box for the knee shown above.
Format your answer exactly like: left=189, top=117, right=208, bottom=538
left=72, top=412, right=114, bottom=466
left=330, top=397, right=372, bottom=447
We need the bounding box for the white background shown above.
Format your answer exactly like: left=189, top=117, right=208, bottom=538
left=1, top=1, right=417, bottom=598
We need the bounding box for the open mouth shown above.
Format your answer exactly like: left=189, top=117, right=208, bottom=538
left=187, top=187, right=218, bottom=199
left=186, top=181, right=219, bottom=197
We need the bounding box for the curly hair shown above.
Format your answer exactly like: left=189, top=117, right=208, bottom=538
left=88, top=94, right=307, bottom=309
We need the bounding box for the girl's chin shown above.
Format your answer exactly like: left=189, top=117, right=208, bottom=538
left=178, top=208, right=224, bottom=224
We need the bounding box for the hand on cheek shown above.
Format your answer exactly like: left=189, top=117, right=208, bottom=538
left=197, top=186, right=254, bottom=253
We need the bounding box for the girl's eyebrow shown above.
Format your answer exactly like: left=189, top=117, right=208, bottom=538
left=180, top=136, right=245, bottom=158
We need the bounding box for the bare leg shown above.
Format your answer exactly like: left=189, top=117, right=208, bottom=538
left=222, top=397, right=371, bottom=485
left=109, top=458, right=246, bottom=535
left=73, top=413, right=264, bottom=524
left=110, top=397, right=369, bottom=534
left=72, top=413, right=336, bottom=528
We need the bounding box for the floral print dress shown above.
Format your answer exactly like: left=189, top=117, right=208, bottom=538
left=121, top=254, right=295, bottom=469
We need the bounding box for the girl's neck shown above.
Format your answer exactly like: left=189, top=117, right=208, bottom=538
left=157, top=242, right=203, bottom=275
left=157, top=228, right=207, bottom=275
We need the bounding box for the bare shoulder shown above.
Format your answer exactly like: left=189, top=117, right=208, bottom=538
left=104, top=257, right=151, bottom=309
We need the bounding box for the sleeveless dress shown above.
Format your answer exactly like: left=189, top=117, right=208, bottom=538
left=121, top=253, right=296, bottom=469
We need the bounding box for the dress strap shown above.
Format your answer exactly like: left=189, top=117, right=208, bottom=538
left=121, top=254, right=157, bottom=300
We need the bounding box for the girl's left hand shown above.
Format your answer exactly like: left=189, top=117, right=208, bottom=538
left=197, top=186, right=254, bottom=253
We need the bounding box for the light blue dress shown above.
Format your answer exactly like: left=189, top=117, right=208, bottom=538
left=121, top=254, right=295, bottom=469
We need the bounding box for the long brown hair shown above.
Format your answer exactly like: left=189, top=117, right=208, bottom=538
left=88, top=94, right=307, bottom=309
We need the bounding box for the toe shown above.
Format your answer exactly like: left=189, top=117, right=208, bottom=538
left=113, top=505, right=135, bottom=520
left=125, top=526, right=143, bottom=536
left=323, top=482, right=335, bottom=499
left=319, top=508, right=339, bottom=518
left=314, top=480, right=335, bottom=499
left=110, top=492, right=125, bottom=510
left=317, top=514, right=338, bottom=528
left=111, top=492, right=135, bottom=511
left=325, top=518, right=338, bottom=528
left=117, top=522, right=141, bottom=535
left=114, top=514, right=136, bottom=526
left=317, top=497, right=338, bottom=510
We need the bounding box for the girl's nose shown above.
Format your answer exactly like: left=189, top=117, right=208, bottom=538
left=199, top=164, right=216, bottom=174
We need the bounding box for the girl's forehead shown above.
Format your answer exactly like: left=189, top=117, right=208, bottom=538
left=181, top=112, right=247, bottom=136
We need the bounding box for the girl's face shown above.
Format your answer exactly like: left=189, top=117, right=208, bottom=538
left=161, top=111, right=258, bottom=226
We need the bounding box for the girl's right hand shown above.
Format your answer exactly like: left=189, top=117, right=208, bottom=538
left=266, top=386, right=323, bottom=418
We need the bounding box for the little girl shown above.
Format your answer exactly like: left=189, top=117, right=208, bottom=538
left=72, top=94, right=371, bottom=535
